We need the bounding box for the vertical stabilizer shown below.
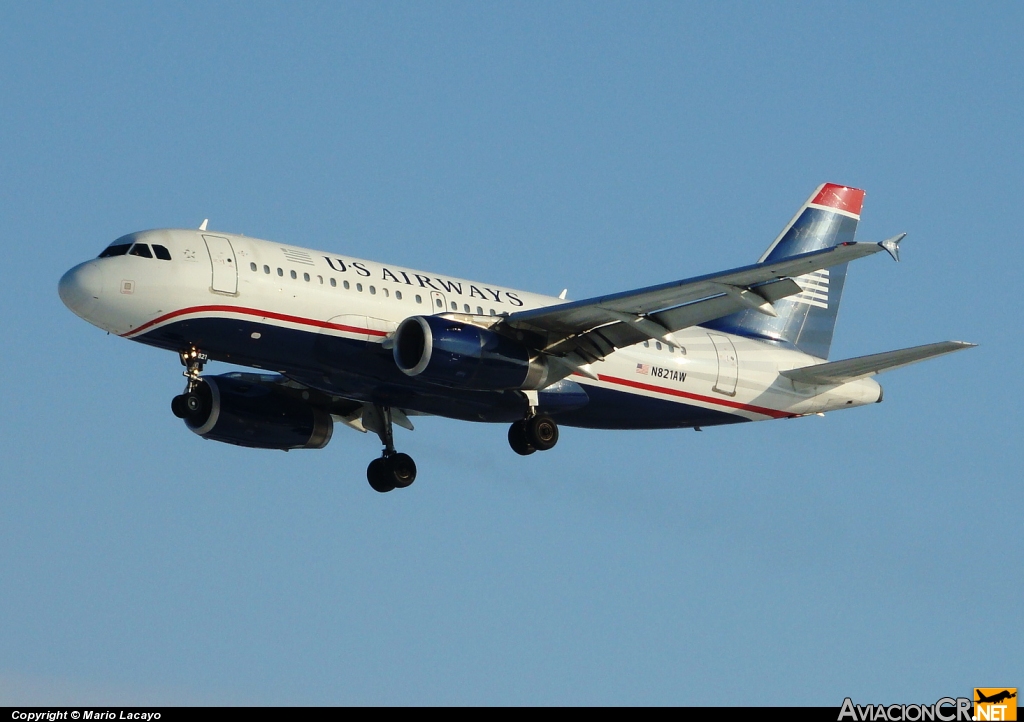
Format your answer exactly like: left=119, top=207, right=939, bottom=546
left=704, top=183, right=865, bottom=359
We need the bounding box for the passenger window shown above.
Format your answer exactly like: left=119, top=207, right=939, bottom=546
left=129, top=244, right=153, bottom=258
left=656, top=342, right=662, bottom=351
left=415, top=295, right=422, bottom=304
left=450, top=301, right=457, bottom=310
left=277, top=268, right=283, bottom=276
left=369, top=286, right=376, bottom=295
left=264, top=265, right=270, bottom=274
left=435, top=298, right=443, bottom=308
left=98, top=243, right=132, bottom=258
left=396, top=290, right=403, bottom=300
left=153, top=245, right=172, bottom=261
left=383, top=288, right=389, bottom=297
left=303, top=273, right=310, bottom=282
left=489, top=309, right=495, bottom=315
left=290, top=270, right=297, bottom=279
left=330, top=278, right=336, bottom=287
left=356, top=283, right=363, bottom=292
left=476, top=306, right=483, bottom=315
left=463, top=304, right=470, bottom=313
left=643, top=341, right=650, bottom=348
left=250, top=262, right=257, bottom=272
left=343, top=280, right=350, bottom=289
left=318, top=275, right=323, bottom=284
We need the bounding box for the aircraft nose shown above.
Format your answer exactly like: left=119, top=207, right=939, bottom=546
left=59, top=261, right=104, bottom=319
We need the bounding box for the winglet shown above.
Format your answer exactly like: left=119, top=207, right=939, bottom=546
left=199, top=219, right=209, bottom=231
left=880, top=233, right=905, bottom=262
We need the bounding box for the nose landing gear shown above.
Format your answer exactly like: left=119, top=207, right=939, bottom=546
left=171, top=348, right=209, bottom=420
left=364, top=405, right=417, bottom=493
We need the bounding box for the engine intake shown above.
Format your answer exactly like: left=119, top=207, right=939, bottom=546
left=182, top=375, right=333, bottom=450
left=393, top=315, right=551, bottom=390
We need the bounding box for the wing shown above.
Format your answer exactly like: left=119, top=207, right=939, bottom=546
left=503, top=239, right=902, bottom=373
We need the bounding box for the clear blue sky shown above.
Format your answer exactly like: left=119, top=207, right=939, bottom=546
left=1, top=1, right=1019, bottom=705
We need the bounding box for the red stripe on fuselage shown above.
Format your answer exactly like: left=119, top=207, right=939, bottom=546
left=123, top=305, right=389, bottom=338
left=592, top=373, right=796, bottom=419
left=129, top=306, right=794, bottom=419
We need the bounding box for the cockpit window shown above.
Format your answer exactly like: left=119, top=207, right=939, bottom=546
left=98, top=243, right=132, bottom=258
left=129, top=243, right=153, bottom=258
left=152, top=244, right=172, bottom=260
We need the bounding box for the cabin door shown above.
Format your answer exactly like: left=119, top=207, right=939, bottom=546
left=203, top=235, right=237, bottom=294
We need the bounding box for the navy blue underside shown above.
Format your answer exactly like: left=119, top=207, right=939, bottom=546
left=135, top=317, right=745, bottom=429
left=553, top=383, right=746, bottom=430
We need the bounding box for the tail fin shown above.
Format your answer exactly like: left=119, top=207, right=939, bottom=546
left=705, top=183, right=865, bottom=359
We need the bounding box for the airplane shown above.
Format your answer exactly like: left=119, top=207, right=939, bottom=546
left=976, top=690, right=1017, bottom=705
left=58, top=183, right=974, bottom=493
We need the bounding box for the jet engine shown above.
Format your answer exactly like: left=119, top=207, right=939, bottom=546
left=175, top=374, right=333, bottom=450
left=393, top=315, right=552, bottom=390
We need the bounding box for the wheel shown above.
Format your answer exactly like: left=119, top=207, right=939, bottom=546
left=525, top=415, right=558, bottom=451
left=386, top=453, right=417, bottom=488
left=508, top=421, right=536, bottom=456
left=367, top=458, right=394, bottom=493
left=170, top=394, right=187, bottom=418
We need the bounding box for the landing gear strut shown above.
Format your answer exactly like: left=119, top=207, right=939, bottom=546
left=508, top=414, right=559, bottom=456
left=171, top=347, right=209, bottom=420
left=365, top=405, right=417, bottom=493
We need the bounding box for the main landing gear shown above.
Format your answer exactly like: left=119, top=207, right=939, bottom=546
left=365, top=405, right=417, bottom=494
left=508, top=414, right=559, bottom=456
left=170, top=347, right=209, bottom=420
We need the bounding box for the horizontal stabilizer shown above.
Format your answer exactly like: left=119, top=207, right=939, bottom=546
left=781, top=341, right=975, bottom=385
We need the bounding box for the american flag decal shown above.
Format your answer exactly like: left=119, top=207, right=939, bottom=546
left=636, top=363, right=650, bottom=375
left=792, top=269, right=829, bottom=309
left=281, top=247, right=315, bottom=265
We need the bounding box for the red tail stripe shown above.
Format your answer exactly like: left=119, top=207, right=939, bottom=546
left=810, top=183, right=865, bottom=216
left=595, top=373, right=796, bottom=419
left=123, top=305, right=389, bottom=338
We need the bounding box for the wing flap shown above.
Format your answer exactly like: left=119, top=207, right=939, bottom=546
left=780, top=341, right=975, bottom=385
left=651, top=294, right=750, bottom=336
left=541, top=281, right=803, bottom=359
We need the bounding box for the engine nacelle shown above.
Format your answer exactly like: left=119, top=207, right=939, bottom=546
left=183, top=375, right=333, bottom=450
left=393, top=315, right=552, bottom=390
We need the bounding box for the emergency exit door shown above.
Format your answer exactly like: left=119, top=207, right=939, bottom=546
left=708, top=333, right=738, bottom=396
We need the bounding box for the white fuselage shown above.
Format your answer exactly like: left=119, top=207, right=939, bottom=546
left=60, top=228, right=883, bottom=428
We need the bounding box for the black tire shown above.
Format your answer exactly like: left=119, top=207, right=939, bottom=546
left=170, top=394, right=187, bottom=419
left=508, top=421, right=536, bottom=456
left=367, top=458, right=394, bottom=493
left=526, top=415, right=559, bottom=451
left=386, top=453, right=417, bottom=488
